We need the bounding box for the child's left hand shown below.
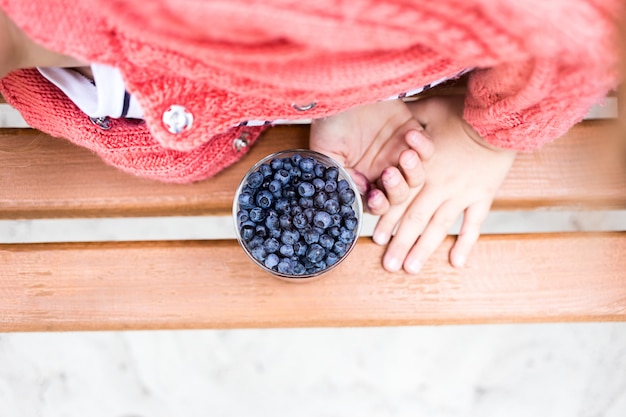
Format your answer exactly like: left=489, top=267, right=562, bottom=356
left=374, top=95, right=517, bottom=273
left=309, top=99, right=434, bottom=211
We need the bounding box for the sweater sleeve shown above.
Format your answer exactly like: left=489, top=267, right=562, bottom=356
left=462, top=57, right=618, bottom=152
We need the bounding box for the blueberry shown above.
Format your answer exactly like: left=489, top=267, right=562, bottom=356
left=249, top=207, right=266, bottom=223
left=265, top=212, right=280, bottom=230
left=326, top=252, right=339, bottom=266
left=313, top=191, right=328, bottom=208
left=248, top=235, right=264, bottom=249
left=324, top=166, right=339, bottom=181
left=324, top=180, right=337, bottom=193
left=264, top=237, right=280, bottom=253
left=297, top=182, right=315, bottom=197
left=301, top=171, right=315, bottom=181
left=314, top=163, right=325, bottom=178
left=283, top=186, right=297, bottom=199
left=282, top=160, right=293, bottom=171
left=277, top=258, right=295, bottom=275
left=264, top=253, right=280, bottom=269
left=270, top=158, right=283, bottom=170
left=299, top=197, right=314, bottom=209
left=247, top=171, right=264, bottom=188
left=339, top=188, right=356, bottom=205
left=274, top=169, right=290, bottom=185
left=328, top=226, right=340, bottom=238
left=333, top=241, right=348, bottom=257
left=268, top=179, right=282, bottom=195
left=259, top=163, right=273, bottom=178
left=319, top=234, right=334, bottom=250
left=281, top=229, right=300, bottom=245
left=292, top=262, right=306, bottom=275
left=294, top=241, right=308, bottom=256
left=312, top=261, right=327, bottom=273
left=291, top=153, right=303, bottom=165
left=304, top=208, right=316, bottom=223
left=339, top=227, right=355, bottom=244
left=280, top=244, right=294, bottom=257
left=337, top=179, right=350, bottom=192
left=340, top=205, right=355, bottom=218
left=238, top=192, right=255, bottom=209
left=299, top=157, right=315, bottom=173
left=255, top=225, right=268, bottom=238
left=293, top=212, right=308, bottom=229
left=344, top=216, right=358, bottom=230
left=323, top=199, right=340, bottom=215
left=270, top=228, right=282, bottom=239
left=237, top=209, right=249, bottom=224
left=255, top=190, right=274, bottom=209
left=331, top=213, right=342, bottom=227
left=312, top=177, right=326, bottom=192
left=275, top=198, right=290, bottom=214
left=241, top=224, right=255, bottom=241
left=306, top=243, right=326, bottom=263
left=289, top=166, right=302, bottom=180
left=302, top=227, right=320, bottom=244
left=251, top=245, right=268, bottom=261
left=313, top=211, right=333, bottom=229
left=279, top=214, right=292, bottom=230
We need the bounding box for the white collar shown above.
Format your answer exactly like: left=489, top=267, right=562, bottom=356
left=37, top=63, right=143, bottom=119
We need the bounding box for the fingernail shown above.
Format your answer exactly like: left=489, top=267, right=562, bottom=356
left=453, top=255, right=466, bottom=267
left=403, top=152, right=418, bottom=169
left=382, top=169, right=398, bottom=186
left=373, top=230, right=388, bottom=245
left=406, top=259, right=423, bottom=274
left=407, top=130, right=421, bottom=147
left=384, top=256, right=402, bottom=272
left=367, top=189, right=383, bottom=208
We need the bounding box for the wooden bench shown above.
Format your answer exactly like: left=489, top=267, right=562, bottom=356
left=1, top=106, right=625, bottom=331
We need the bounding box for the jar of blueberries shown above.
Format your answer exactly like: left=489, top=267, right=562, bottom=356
left=233, top=149, right=363, bottom=282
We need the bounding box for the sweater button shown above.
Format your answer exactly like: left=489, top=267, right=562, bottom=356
left=233, top=132, right=250, bottom=152
left=89, top=116, right=111, bottom=130
left=162, top=105, right=194, bottom=134
left=292, top=102, right=317, bottom=112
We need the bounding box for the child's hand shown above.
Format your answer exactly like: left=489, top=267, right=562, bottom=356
left=309, top=99, right=433, bottom=211
left=374, top=95, right=517, bottom=273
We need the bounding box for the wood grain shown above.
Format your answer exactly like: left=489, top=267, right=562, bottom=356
left=1, top=233, right=624, bottom=332
left=1, top=120, right=625, bottom=219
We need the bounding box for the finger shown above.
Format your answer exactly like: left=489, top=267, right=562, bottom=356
left=372, top=204, right=403, bottom=246
left=380, top=166, right=411, bottom=205
left=344, top=168, right=371, bottom=196
left=366, top=188, right=390, bottom=215
left=405, top=129, right=434, bottom=161
left=381, top=189, right=442, bottom=272
left=398, top=148, right=426, bottom=189
left=449, top=201, right=491, bottom=268
left=402, top=201, right=463, bottom=274
left=371, top=188, right=420, bottom=245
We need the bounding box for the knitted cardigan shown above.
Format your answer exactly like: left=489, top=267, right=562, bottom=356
left=0, top=0, right=620, bottom=183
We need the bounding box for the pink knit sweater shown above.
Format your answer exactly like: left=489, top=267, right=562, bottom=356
left=0, top=0, right=620, bottom=183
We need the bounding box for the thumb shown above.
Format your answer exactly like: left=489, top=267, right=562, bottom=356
left=344, top=168, right=370, bottom=196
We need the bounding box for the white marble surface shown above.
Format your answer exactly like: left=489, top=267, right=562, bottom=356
left=0, top=324, right=625, bottom=417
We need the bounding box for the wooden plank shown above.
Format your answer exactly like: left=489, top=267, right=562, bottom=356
left=1, top=120, right=625, bottom=219
left=1, top=233, right=624, bottom=331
